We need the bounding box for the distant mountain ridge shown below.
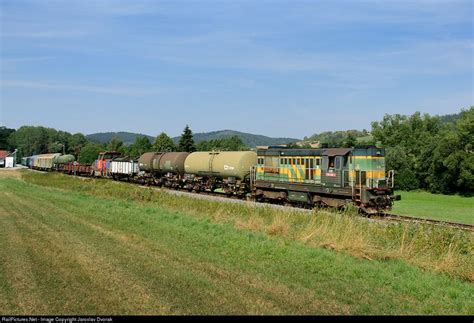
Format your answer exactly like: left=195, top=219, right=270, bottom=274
left=172, top=130, right=300, bottom=148
left=86, top=132, right=154, bottom=146
left=86, top=130, right=300, bottom=148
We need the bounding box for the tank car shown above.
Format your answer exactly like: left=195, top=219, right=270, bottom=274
left=138, top=152, right=189, bottom=187
left=53, top=154, right=75, bottom=171
left=183, top=151, right=257, bottom=196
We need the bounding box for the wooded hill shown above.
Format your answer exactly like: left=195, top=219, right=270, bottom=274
left=86, top=129, right=299, bottom=148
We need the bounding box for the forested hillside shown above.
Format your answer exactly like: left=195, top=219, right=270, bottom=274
left=173, top=130, right=299, bottom=147
left=86, top=130, right=299, bottom=148
left=86, top=132, right=155, bottom=145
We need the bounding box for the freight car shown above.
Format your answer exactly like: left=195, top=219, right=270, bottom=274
left=54, top=155, right=76, bottom=171
left=110, top=156, right=139, bottom=181
left=253, top=146, right=400, bottom=214
left=61, top=162, right=93, bottom=176
left=30, top=153, right=61, bottom=170
left=138, top=152, right=189, bottom=188
left=183, top=151, right=257, bottom=196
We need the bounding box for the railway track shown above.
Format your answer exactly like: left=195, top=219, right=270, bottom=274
left=141, top=183, right=474, bottom=232
left=376, top=214, right=474, bottom=232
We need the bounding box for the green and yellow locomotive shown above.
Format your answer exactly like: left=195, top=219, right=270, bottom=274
left=253, top=146, right=400, bottom=214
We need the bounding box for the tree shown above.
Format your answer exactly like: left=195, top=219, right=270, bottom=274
left=127, top=135, right=152, bottom=158
left=428, top=107, right=474, bottom=195
left=68, top=133, right=88, bottom=155
left=385, top=146, right=419, bottom=190
left=9, top=126, right=45, bottom=156
left=78, top=143, right=105, bottom=164
left=108, top=136, right=124, bottom=152
left=0, top=127, right=15, bottom=151
left=196, top=135, right=248, bottom=151
left=177, top=125, right=196, bottom=152
left=154, top=132, right=176, bottom=152
left=343, top=133, right=357, bottom=147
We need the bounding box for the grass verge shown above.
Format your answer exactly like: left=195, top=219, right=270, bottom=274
left=18, top=170, right=474, bottom=281
left=0, top=175, right=473, bottom=314
left=392, top=190, right=474, bottom=225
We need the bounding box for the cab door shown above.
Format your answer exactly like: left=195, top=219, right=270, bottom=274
left=321, top=156, right=343, bottom=187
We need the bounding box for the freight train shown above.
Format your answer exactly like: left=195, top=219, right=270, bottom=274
left=23, top=146, right=400, bottom=214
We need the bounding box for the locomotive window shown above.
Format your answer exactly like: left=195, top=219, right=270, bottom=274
left=285, top=158, right=288, bottom=165
left=328, top=156, right=335, bottom=169
left=292, top=158, right=296, bottom=165
left=316, top=158, right=320, bottom=166
left=335, top=157, right=341, bottom=170
left=310, top=159, right=314, bottom=168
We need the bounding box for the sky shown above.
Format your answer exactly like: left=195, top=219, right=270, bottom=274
left=0, top=0, right=472, bottom=139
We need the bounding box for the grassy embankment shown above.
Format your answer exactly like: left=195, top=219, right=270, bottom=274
left=393, top=191, right=473, bottom=225
left=0, top=170, right=472, bottom=314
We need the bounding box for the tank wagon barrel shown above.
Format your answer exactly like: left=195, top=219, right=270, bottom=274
left=138, top=152, right=189, bottom=174
left=138, top=152, right=190, bottom=187
left=184, top=151, right=257, bottom=180
left=54, top=154, right=76, bottom=165
left=181, top=151, right=257, bottom=196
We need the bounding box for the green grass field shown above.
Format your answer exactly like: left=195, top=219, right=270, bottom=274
left=392, top=191, right=474, bottom=225
left=0, top=171, right=473, bottom=315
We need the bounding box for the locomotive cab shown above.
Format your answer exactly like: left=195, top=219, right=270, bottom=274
left=349, top=146, right=401, bottom=213
left=93, top=151, right=122, bottom=177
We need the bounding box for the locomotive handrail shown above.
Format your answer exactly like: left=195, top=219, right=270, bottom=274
left=387, top=170, right=395, bottom=188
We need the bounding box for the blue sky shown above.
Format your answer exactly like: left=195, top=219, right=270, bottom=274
left=1, top=0, right=472, bottom=138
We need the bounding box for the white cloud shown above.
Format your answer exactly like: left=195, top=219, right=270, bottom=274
left=1, top=80, right=162, bottom=96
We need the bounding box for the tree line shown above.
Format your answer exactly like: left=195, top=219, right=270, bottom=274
left=0, top=124, right=249, bottom=164
left=371, top=108, right=473, bottom=195
left=1, top=107, right=472, bottom=194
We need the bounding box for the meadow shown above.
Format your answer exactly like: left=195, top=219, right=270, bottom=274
left=0, top=170, right=472, bottom=315
left=392, top=191, right=474, bottom=225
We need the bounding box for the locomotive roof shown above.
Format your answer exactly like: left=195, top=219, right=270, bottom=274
left=257, top=147, right=351, bottom=157
left=258, top=146, right=384, bottom=157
